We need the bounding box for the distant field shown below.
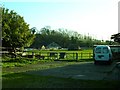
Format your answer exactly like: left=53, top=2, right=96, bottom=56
left=23, top=49, right=93, bottom=60
left=24, top=49, right=93, bottom=57
left=26, top=49, right=93, bottom=53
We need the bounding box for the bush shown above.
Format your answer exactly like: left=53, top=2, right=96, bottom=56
left=68, top=44, right=79, bottom=50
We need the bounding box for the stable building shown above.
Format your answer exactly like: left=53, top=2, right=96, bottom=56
left=46, top=42, right=61, bottom=50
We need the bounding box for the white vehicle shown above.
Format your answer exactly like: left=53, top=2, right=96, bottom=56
left=94, top=45, right=112, bottom=64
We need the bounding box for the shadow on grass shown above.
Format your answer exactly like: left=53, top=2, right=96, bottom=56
left=2, top=72, right=120, bottom=88
left=26, top=62, right=117, bottom=80
left=2, top=61, right=120, bottom=88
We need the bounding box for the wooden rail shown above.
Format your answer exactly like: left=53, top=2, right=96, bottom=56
left=2, top=50, right=93, bottom=61
left=21, top=52, right=93, bottom=61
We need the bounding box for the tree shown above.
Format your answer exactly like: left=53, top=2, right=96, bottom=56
left=2, top=8, right=35, bottom=52
left=30, top=27, right=36, bottom=34
left=111, top=33, right=120, bottom=43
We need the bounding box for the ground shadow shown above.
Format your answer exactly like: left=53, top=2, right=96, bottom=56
left=26, top=61, right=119, bottom=80
left=2, top=61, right=120, bottom=88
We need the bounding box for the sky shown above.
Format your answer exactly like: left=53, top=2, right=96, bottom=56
left=0, top=0, right=120, bottom=40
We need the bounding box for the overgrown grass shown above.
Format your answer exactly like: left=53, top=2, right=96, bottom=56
left=2, top=72, right=120, bottom=88
left=2, top=57, right=54, bottom=68
left=3, top=61, right=90, bottom=74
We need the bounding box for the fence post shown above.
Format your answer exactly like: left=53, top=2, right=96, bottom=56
left=72, top=53, right=74, bottom=60
left=81, top=53, right=82, bottom=59
left=47, top=52, right=50, bottom=60
left=76, top=53, right=78, bottom=61
left=39, top=52, right=41, bottom=56
left=32, top=52, right=35, bottom=58
left=89, top=53, right=90, bottom=59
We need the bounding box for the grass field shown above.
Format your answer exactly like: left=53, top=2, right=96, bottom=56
left=24, top=49, right=93, bottom=60
left=2, top=49, right=93, bottom=68
left=26, top=49, right=93, bottom=53
left=2, top=49, right=120, bottom=88
left=2, top=72, right=120, bottom=88
left=2, top=61, right=120, bottom=88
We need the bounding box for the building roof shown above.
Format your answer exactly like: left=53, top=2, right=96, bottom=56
left=46, top=42, right=61, bottom=49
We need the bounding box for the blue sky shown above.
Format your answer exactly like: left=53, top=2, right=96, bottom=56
left=1, top=0, right=119, bottom=40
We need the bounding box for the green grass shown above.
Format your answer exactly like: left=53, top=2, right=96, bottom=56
left=2, top=49, right=120, bottom=88
left=2, top=57, right=54, bottom=68
left=26, top=49, right=93, bottom=53
left=2, top=72, right=120, bottom=88
left=24, top=49, right=93, bottom=60
left=2, top=49, right=93, bottom=68
left=2, top=61, right=86, bottom=74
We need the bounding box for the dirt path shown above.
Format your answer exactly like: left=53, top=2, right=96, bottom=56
left=26, top=61, right=119, bottom=80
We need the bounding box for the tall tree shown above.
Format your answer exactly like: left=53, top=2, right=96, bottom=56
left=2, top=8, right=35, bottom=52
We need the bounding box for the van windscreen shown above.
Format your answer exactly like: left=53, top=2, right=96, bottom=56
left=95, top=47, right=101, bottom=53
left=103, top=47, right=109, bottom=53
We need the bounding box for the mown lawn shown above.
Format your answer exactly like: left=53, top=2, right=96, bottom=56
left=2, top=72, right=120, bottom=88
left=2, top=60, right=120, bottom=89
left=2, top=49, right=120, bottom=89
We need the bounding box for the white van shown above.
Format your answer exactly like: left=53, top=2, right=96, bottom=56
left=94, top=45, right=112, bottom=64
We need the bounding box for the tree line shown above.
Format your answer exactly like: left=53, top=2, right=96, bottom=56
left=2, top=8, right=119, bottom=52
left=30, top=26, right=117, bottom=49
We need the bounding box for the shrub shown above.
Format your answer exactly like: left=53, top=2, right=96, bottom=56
left=68, top=44, right=79, bottom=50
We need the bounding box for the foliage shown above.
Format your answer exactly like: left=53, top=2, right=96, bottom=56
left=31, top=26, right=111, bottom=49
left=68, top=44, right=79, bottom=50
left=2, top=8, right=35, bottom=52
left=111, top=33, right=120, bottom=44
left=30, top=27, right=36, bottom=34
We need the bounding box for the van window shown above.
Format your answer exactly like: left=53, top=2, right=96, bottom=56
left=95, top=47, right=101, bottom=53
left=103, top=47, right=109, bottom=53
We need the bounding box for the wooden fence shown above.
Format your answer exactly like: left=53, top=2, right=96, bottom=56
left=21, top=52, right=93, bottom=61
left=2, top=47, right=93, bottom=61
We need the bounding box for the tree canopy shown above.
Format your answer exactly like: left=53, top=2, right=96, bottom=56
left=2, top=8, right=35, bottom=51
left=30, top=26, right=113, bottom=49
left=111, top=33, right=120, bottom=43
